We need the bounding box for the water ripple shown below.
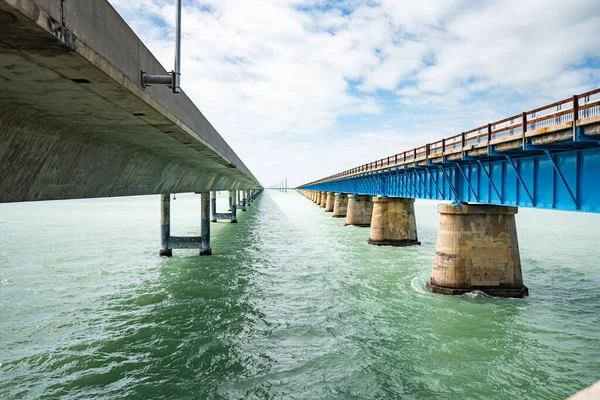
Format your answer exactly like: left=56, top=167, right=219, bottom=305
left=1, top=192, right=599, bottom=399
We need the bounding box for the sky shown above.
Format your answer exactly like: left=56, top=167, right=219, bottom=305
left=108, top=0, right=600, bottom=188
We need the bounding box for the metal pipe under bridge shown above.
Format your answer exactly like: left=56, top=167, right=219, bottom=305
left=298, top=88, right=600, bottom=298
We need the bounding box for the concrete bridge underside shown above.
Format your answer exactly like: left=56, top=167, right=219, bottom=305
left=0, top=0, right=260, bottom=203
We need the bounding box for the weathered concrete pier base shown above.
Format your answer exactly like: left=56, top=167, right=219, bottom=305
left=159, top=193, right=172, bottom=257
left=345, top=194, right=373, bottom=227
left=320, top=191, right=327, bottom=208
left=325, top=192, right=335, bottom=212
left=426, top=204, right=528, bottom=297
left=200, top=191, right=212, bottom=256
left=368, top=197, right=420, bottom=246
left=332, top=192, right=348, bottom=218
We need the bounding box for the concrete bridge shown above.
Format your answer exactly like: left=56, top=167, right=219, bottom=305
left=0, top=0, right=262, bottom=255
left=298, top=88, right=600, bottom=298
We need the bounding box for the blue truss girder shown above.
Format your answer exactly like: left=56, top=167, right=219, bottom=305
left=300, top=147, right=600, bottom=213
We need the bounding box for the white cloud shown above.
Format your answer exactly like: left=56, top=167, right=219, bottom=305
left=409, top=0, right=600, bottom=96
left=108, top=0, right=600, bottom=187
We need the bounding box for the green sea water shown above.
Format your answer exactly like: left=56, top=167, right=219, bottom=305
left=1, top=191, right=599, bottom=399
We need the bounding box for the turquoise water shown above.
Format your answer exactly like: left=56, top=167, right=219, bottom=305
left=1, top=191, right=599, bottom=399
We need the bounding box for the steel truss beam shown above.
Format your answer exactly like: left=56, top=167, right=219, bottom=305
left=301, top=147, right=600, bottom=213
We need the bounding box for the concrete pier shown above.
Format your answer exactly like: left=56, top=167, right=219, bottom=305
left=325, top=192, right=335, bottom=212
left=211, top=190, right=237, bottom=223
left=228, top=191, right=233, bottom=211
left=332, top=192, right=348, bottom=218
left=320, top=191, right=327, bottom=208
left=211, top=191, right=218, bottom=223
left=368, top=197, right=420, bottom=246
left=240, top=190, right=247, bottom=211
left=426, top=204, right=528, bottom=297
left=246, top=190, right=251, bottom=207
left=200, top=191, right=212, bottom=256
left=314, top=191, right=321, bottom=204
left=159, top=193, right=172, bottom=257
left=345, top=194, right=373, bottom=227
left=159, top=192, right=212, bottom=256
left=229, top=190, right=238, bottom=223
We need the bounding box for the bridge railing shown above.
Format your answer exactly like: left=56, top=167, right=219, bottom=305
left=579, top=90, right=600, bottom=119
left=304, top=88, right=600, bottom=186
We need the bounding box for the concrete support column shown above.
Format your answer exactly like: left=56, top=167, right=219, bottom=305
left=200, top=191, right=212, bottom=256
left=246, top=190, right=251, bottom=206
left=314, top=191, right=320, bottom=204
left=426, top=204, right=527, bottom=297
left=159, top=193, right=172, bottom=257
left=345, top=194, right=373, bottom=227
left=325, top=192, right=335, bottom=212
left=210, top=191, right=217, bottom=222
left=241, top=190, right=247, bottom=211
left=229, top=190, right=238, bottom=223
left=319, top=191, right=327, bottom=208
left=368, top=197, right=420, bottom=246
left=313, top=191, right=317, bottom=203
left=228, top=191, right=233, bottom=211
left=332, top=192, right=348, bottom=218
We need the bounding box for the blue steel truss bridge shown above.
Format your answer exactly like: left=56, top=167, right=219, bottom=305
left=300, top=88, right=600, bottom=213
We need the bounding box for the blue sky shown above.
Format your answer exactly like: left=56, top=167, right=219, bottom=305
left=108, top=0, right=600, bottom=187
